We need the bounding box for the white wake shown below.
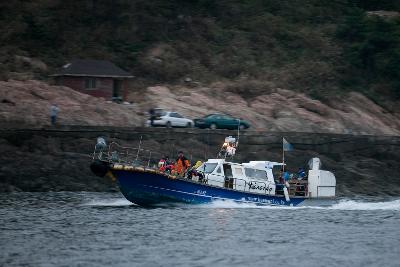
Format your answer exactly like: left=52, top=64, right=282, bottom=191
left=81, top=197, right=400, bottom=210
left=200, top=200, right=296, bottom=209
left=200, top=199, right=400, bottom=211
left=82, top=198, right=134, bottom=207
left=328, top=199, right=400, bottom=211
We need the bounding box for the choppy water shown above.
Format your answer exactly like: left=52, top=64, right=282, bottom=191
left=1, top=192, right=399, bottom=267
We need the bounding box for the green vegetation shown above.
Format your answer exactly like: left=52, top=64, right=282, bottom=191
left=337, top=9, right=400, bottom=100
left=1, top=0, right=400, bottom=103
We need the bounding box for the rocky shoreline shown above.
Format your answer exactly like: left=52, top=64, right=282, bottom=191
left=1, top=126, right=400, bottom=196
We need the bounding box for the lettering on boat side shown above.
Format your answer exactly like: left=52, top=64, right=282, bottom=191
left=247, top=182, right=272, bottom=192
left=246, top=197, right=287, bottom=205
left=195, top=190, right=207, bottom=195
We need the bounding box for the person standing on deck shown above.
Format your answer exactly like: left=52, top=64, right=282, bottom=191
left=175, top=151, right=190, bottom=176
left=50, top=104, right=59, bottom=126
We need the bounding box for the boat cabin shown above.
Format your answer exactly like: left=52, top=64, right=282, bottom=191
left=196, top=159, right=279, bottom=195
left=195, top=158, right=336, bottom=199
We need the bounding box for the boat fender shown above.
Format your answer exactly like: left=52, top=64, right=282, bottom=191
left=105, top=170, right=116, bottom=182
left=113, top=164, right=124, bottom=170
left=124, top=165, right=134, bottom=171
left=90, top=160, right=110, bottom=177
left=283, top=187, right=290, bottom=202
left=135, top=167, right=145, bottom=172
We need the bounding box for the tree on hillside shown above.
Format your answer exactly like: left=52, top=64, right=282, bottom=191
left=337, top=9, right=400, bottom=98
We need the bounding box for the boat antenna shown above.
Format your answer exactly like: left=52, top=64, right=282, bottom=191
left=168, top=130, right=174, bottom=159
left=232, top=119, right=240, bottom=159
left=206, top=128, right=210, bottom=160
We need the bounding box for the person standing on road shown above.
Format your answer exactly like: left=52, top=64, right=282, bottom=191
left=149, top=108, right=155, bottom=127
left=50, top=104, right=59, bottom=126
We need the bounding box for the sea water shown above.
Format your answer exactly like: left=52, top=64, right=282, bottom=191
left=0, top=192, right=399, bottom=267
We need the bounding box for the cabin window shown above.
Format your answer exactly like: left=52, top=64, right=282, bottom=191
left=85, top=78, right=97, bottom=89
left=233, top=167, right=244, bottom=177
left=215, top=166, right=221, bottom=173
left=197, top=163, right=217, bottom=173
left=245, top=168, right=267, bottom=180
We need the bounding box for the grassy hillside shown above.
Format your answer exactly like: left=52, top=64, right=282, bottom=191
left=1, top=0, right=400, bottom=105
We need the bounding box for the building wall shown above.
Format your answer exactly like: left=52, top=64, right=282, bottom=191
left=56, top=76, right=128, bottom=100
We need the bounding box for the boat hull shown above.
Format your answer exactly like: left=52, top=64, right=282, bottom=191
left=113, top=169, right=307, bottom=207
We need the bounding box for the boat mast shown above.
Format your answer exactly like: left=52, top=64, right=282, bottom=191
left=282, top=137, right=285, bottom=172
left=232, top=119, right=240, bottom=159
left=236, top=119, right=240, bottom=149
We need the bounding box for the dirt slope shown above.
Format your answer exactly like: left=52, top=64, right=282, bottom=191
left=1, top=80, right=399, bottom=135
left=0, top=80, right=142, bottom=128
left=143, top=85, right=400, bottom=135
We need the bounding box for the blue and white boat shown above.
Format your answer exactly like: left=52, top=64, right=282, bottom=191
left=90, top=136, right=336, bottom=207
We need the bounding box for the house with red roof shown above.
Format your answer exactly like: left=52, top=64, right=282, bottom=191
left=52, top=59, right=134, bottom=101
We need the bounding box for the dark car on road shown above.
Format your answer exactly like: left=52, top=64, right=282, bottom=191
left=194, top=114, right=250, bottom=130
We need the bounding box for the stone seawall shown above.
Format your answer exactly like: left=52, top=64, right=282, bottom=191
left=1, top=126, right=400, bottom=196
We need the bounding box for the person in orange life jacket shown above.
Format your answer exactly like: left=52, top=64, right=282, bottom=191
left=175, top=151, right=190, bottom=176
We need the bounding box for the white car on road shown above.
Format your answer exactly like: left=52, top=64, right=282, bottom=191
left=146, top=111, right=194, bottom=128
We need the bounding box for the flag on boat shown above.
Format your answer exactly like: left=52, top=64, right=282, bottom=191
left=283, top=138, right=293, bottom=151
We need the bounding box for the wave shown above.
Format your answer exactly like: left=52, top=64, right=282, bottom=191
left=200, top=200, right=296, bottom=209
left=80, top=197, right=400, bottom=210
left=82, top=198, right=134, bottom=207
left=200, top=199, right=400, bottom=211
left=327, top=199, right=400, bottom=211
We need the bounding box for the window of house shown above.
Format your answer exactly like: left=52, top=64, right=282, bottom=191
left=85, top=78, right=97, bottom=89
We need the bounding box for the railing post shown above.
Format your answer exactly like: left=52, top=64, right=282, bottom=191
left=147, top=151, right=152, bottom=168
left=135, top=135, right=143, bottom=162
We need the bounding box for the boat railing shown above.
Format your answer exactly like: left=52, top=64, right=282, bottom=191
left=93, top=141, right=276, bottom=196
left=93, top=141, right=163, bottom=169
left=288, top=180, right=308, bottom=196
